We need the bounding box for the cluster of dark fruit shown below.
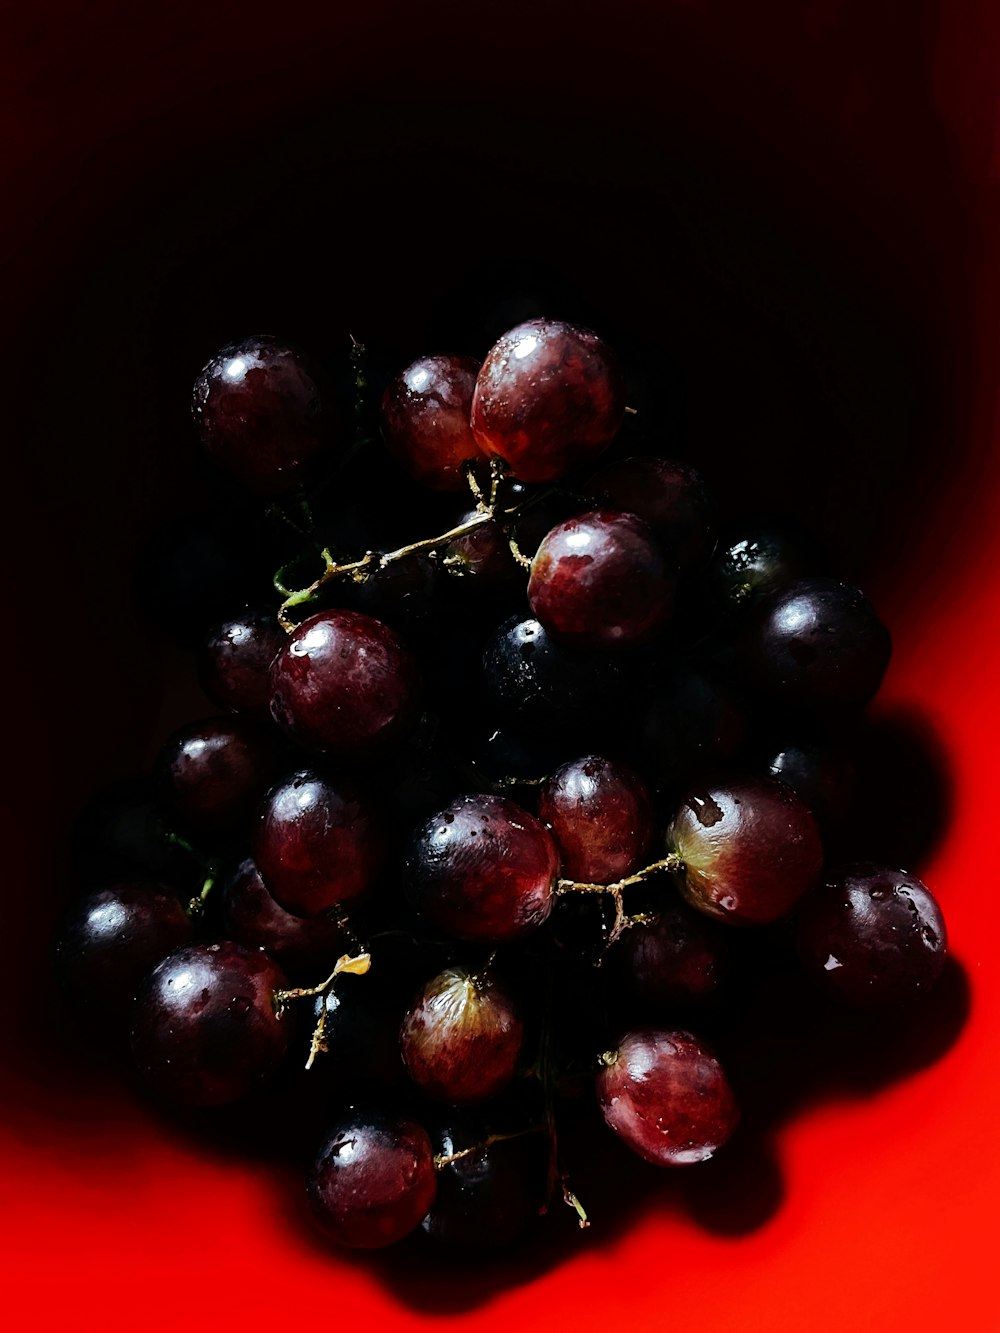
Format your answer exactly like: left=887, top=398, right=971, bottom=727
left=57, top=318, right=949, bottom=1255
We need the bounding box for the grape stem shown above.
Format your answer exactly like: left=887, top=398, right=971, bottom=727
left=433, top=1126, right=544, bottom=1169
left=556, top=853, right=685, bottom=946
left=274, top=949, right=372, bottom=1071
left=186, top=874, right=216, bottom=920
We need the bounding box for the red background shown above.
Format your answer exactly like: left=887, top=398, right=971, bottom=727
left=2, top=3, right=999, bottom=1330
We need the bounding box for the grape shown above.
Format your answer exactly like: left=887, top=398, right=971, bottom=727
left=605, top=898, right=729, bottom=1010
left=596, top=1029, right=739, bottom=1166
left=72, top=778, right=203, bottom=891
left=53, top=883, right=193, bottom=1016
left=221, top=857, right=344, bottom=978
left=269, top=608, right=421, bottom=758
left=406, top=794, right=559, bottom=942
left=745, top=578, right=892, bottom=712
left=157, top=717, right=283, bottom=837
left=254, top=769, right=384, bottom=917
left=796, top=864, right=947, bottom=1005
left=199, top=608, right=286, bottom=717
left=538, top=755, right=654, bottom=883
left=130, top=942, right=292, bottom=1106
left=400, top=967, right=524, bottom=1104
left=588, top=456, right=715, bottom=568
left=471, top=319, right=625, bottom=482
left=763, top=739, right=856, bottom=833
left=192, top=335, right=334, bottom=496
left=307, top=1114, right=437, bottom=1249
left=380, top=354, right=483, bottom=490
left=422, top=1121, right=545, bottom=1252
left=442, top=507, right=524, bottom=593
left=528, top=510, right=675, bottom=650
left=668, top=777, right=823, bottom=924
left=703, top=518, right=824, bottom=615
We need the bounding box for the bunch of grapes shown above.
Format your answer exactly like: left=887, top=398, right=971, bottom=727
left=56, top=318, right=949, bottom=1256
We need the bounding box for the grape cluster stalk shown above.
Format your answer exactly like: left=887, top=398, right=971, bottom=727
left=57, top=317, right=949, bottom=1257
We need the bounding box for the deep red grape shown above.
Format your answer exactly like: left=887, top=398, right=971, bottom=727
left=130, top=941, right=292, bottom=1106
left=157, top=716, right=283, bottom=837
left=588, top=456, right=715, bottom=568
left=254, top=769, right=384, bottom=917
left=470, top=319, right=625, bottom=482
left=53, top=883, right=193, bottom=1016
left=269, top=609, right=421, bottom=758
left=400, top=967, right=524, bottom=1105
left=406, top=794, right=559, bottom=942
left=538, top=755, right=653, bottom=882
left=307, top=1114, right=437, bottom=1249
left=606, top=899, right=729, bottom=1010
left=380, top=354, right=483, bottom=490
left=192, top=335, right=334, bottom=496
left=199, top=607, right=286, bottom=717
left=528, top=510, right=675, bottom=650
left=596, top=1029, right=739, bottom=1166
left=796, top=863, right=947, bottom=1005
left=221, top=857, right=344, bottom=977
left=668, top=777, right=823, bottom=924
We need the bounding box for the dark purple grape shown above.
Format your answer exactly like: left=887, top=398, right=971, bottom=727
left=343, top=553, right=441, bottom=635
left=72, top=779, right=202, bottom=891
left=538, top=756, right=654, bottom=883
left=745, top=578, right=892, bottom=712
left=269, top=609, right=421, bottom=758
left=704, top=518, right=825, bottom=615
left=130, top=942, right=292, bottom=1106
left=605, top=899, right=728, bottom=1010
left=400, top=967, right=524, bottom=1105
left=482, top=614, right=645, bottom=745
left=406, top=794, right=559, bottom=942
left=380, top=354, right=483, bottom=490
left=307, top=1114, right=437, bottom=1248
left=596, top=1029, right=739, bottom=1166
left=192, top=336, right=335, bottom=496
left=53, top=883, right=193, bottom=1015
left=668, top=777, right=823, bottom=924
left=157, top=717, right=283, bottom=837
left=254, top=770, right=384, bottom=917
left=442, top=509, right=524, bottom=592
left=588, top=456, right=715, bottom=568
left=528, top=510, right=674, bottom=650
left=422, top=1121, right=545, bottom=1252
left=221, top=857, right=344, bottom=977
left=796, top=864, right=947, bottom=1005
left=471, top=319, right=625, bottom=482
left=763, top=739, right=856, bottom=833
left=199, top=608, right=286, bottom=717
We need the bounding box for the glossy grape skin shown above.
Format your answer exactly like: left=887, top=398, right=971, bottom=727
left=157, top=717, right=283, bottom=837
left=380, top=354, right=483, bottom=490
left=763, top=740, right=856, bottom=833
left=130, top=942, right=291, bottom=1106
left=470, top=319, right=625, bottom=482
left=668, top=777, right=823, bottom=925
left=192, top=336, right=332, bottom=496
left=254, top=770, right=384, bottom=917
left=796, top=864, right=947, bottom=1005
left=483, top=614, right=646, bottom=744
left=199, top=608, right=286, bottom=717
left=400, top=968, right=524, bottom=1105
left=745, top=578, right=892, bottom=712
left=704, top=519, right=824, bottom=615
left=406, top=794, right=559, bottom=942
left=539, top=756, right=654, bottom=882
left=596, top=1029, right=739, bottom=1166
left=53, top=883, right=193, bottom=1016
left=606, top=899, right=728, bottom=1010
left=269, top=609, right=421, bottom=758
left=588, top=456, right=715, bottom=569
left=422, top=1122, right=545, bottom=1252
left=221, top=857, right=344, bottom=978
left=307, top=1114, right=437, bottom=1249
left=529, top=510, right=675, bottom=650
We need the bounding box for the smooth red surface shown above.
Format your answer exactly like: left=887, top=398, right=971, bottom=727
left=4, top=3, right=1000, bottom=1331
